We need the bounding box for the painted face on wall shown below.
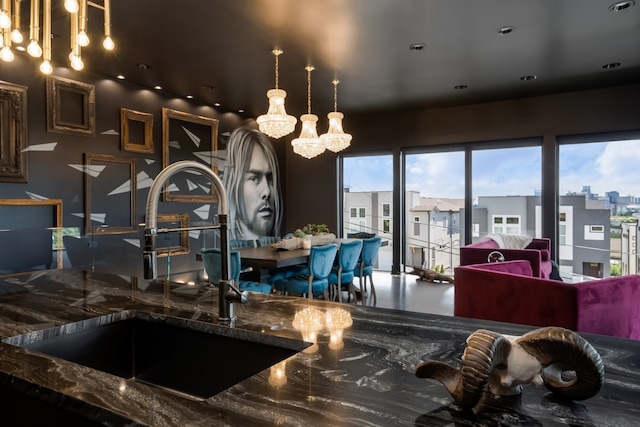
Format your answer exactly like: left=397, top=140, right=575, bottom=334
left=241, top=144, right=275, bottom=238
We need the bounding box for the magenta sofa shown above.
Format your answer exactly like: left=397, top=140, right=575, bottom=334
left=454, top=260, right=640, bottom=340
left=460, top=237, right=552, bottom=278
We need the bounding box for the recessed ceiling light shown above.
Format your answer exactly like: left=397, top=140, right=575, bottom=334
left=186, top=95, right=194, bottom=99
left=153, top=85, right=162, bottom=90
left=214, top=102, right=221, bottom=107
left=202, top=85, right=215, bottom=90
left=609, top=0, right=635, bottom=11
left=116, top=74, right=125, bottom=79
left=520, top=75, right=537, bottom=81
left=15, top=46, right=26, bottom=52
left=137, top=63, right=150, bottom=70
left=238, top=109, right=245, bottom=113
left=454, top=85, right=468, bottom=90
left=602, top=62, right=622, bottom=69
left=409, top=43, right=426, bottom=51
left=497, top=26, right=515, bottom=35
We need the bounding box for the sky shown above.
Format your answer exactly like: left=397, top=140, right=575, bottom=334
left=344, top=139, right=640, bottom=200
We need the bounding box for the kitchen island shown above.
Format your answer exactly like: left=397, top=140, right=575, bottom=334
left=0, top=269, right=639, bottom=426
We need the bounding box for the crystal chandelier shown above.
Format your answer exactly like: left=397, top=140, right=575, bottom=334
left=256, top=49, right=297, bottom=139
left=320, top=79, right=352, bottom=153
left=291, top=66, right=325, bottom=159
left=0, top=0, right=114, bottom=73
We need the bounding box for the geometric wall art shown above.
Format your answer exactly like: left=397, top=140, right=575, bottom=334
left=161, top=107, right=219, bottom=203
left=83, top=153, right=137, bottom=235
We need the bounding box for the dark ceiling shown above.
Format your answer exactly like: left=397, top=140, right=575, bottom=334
left=43, top=0, right=640, bottom=119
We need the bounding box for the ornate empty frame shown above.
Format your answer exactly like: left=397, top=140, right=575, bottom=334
left=162, top=107, right=219, bottom=202
left=83, top=153, right=137, bottom=236
left=121, top=108, right=154, bottom=153
left=0, top=81, right=28, bottom=182
left=156, top=213, right=190, bottom=257
left=46, top=76, right=96, bottom=137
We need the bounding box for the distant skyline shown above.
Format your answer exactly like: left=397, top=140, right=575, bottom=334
left=344, top=139, right=640, bottom=200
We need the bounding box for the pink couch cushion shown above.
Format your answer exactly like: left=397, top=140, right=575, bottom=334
left=468, top=260, right=533, bottom=276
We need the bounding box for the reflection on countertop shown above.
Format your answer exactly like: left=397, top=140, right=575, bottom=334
left=0, top=269, right=639, bottom=426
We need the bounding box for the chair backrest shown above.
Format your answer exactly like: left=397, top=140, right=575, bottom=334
left=230, top=239, right=256, bottom=250
left=361, top=237, right=382, bottom=267
left=201, top=247, right=241, bottom=284
left=309, top=244, right=338, bottom=279
left=256, top=236, right=281, bottom=247
left=338, top=240, right=363, bottom=272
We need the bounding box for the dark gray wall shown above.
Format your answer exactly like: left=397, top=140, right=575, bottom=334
left=0, top=55, right=267, bottom=278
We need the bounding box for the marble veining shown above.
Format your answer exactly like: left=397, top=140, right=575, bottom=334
left=0, top=269, right=639, bottom=426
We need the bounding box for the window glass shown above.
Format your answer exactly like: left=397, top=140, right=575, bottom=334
left=342, top=154, right=393, bottom=271
left=559, top=138, right=640, bottom=278
left=472, top=146, right=541, bottom=242
left=404, top=151, right=464, bottom=273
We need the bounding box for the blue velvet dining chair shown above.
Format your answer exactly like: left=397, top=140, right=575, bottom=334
left=256, top=236, right=281, bottom=247
left=273, top=244, right=338, bottom=300
left=201, top=248, right=272, bottom=294
left=352, top=237, right=382, bottom=305
left=328, top=239, right=363, bottom=303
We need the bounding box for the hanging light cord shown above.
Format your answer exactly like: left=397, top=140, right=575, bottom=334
left=306, top=66, right=314, bottom=115
left=332, top=79, right=340, bottom=112
left=273, top=48, right=282, bottom=89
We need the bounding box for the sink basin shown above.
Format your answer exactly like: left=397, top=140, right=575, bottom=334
left=3, top=310, right=309, bottom=400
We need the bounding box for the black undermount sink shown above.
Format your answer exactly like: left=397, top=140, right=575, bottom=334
left=4, top=310, right=309, bottom=400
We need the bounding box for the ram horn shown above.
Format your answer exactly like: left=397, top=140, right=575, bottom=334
left=515, top=326, right=605, bottom=401
left=416, top=329, right=511, bottom=408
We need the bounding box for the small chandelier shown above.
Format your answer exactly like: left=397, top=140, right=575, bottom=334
left=256, top=49, right=297, bottom=139
left=0, top=0, right=114, bottom=73
left=291, top=66, right=325, bottom=159
left=320, top=79, right=352, bottom=153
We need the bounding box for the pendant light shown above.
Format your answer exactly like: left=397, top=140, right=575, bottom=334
left=291, top=66, right=325, bottom=159
left=256, top=49, right=297, bottom=139
left=320, top=79, right=352, bottom=153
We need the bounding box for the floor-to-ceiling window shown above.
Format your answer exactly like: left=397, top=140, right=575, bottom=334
left=404, top=151, right=465, bottom=274
left=342, top=154, right=393, bottom=271
left=559, top=134, right=640, bottom=278
left=342, top=134, right=639, bottom=280
left=471, top=145, right=542, bottom=242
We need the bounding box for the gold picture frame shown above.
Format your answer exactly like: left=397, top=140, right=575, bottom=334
left=162, top=107, right=219, bottom=202
left=0, top=81, right=28, bottom=182
left=121, top=108, right=154, bottom=153
left=156, top=213, right=190, bottom=257
left=84, top=153, right=137, bottom=236
left=46, top=76, right=96, bottom=137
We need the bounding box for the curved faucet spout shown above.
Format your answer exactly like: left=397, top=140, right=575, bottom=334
left=143, top=160, right=238, bottom=323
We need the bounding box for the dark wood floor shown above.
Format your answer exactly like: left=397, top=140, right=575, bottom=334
left=352, top=271, right=454, bottom=316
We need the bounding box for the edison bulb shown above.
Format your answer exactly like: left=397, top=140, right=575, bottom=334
left=0, top=11, right=10, bottom=29
left=103, top=36, right=114, bottom=50
left=0, top=46, right=14, bottom=62
left=77, top=31, right=89, bottom=47
left=40, top=59, right=53, bottom=75
left=64, top=0, right=79, bottom=13
left=70, top=54, right=84, bottom=70
left=27, top=40, right=42, bottom=57
left=10, top=29, right=23, bottom=44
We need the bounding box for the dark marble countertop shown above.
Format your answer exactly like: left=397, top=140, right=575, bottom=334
left=0, top=269, right=639, bottom=426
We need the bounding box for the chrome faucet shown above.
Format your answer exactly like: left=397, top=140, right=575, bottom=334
left=143, top=160, right=248, bottom=323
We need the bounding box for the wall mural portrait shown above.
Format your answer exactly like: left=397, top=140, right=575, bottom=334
left=223, top=128, right=283, bottom=242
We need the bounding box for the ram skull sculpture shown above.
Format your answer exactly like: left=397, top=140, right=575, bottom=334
left=415, top=326, right=605, bottom=409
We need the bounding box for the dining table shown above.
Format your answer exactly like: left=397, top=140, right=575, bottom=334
left=237, top=245, right=311, bottom=282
